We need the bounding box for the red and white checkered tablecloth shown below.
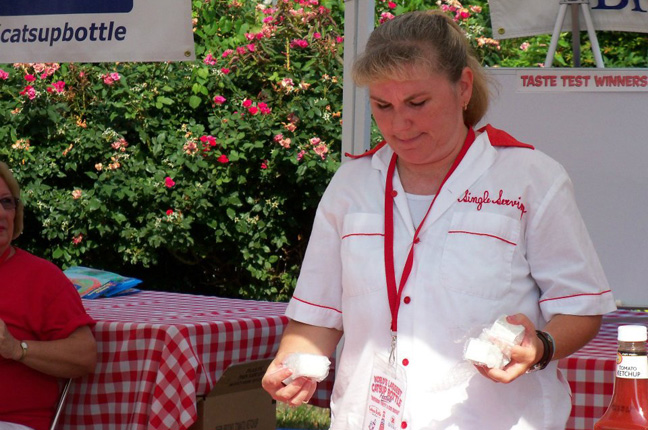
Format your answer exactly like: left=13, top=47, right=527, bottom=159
left=60, top=291, right=324, bottom=430
left=558, top=309, right=648, bottom=430
left=60, top=290, right=644, bottom=430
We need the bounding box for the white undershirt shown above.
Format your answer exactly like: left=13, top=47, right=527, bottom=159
left=405, top=192, right=435, bottom=227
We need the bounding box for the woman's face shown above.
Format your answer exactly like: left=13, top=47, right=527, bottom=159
left=0, top=177, right=15, bottom=253
left=368, top=65, right=473, bottom=170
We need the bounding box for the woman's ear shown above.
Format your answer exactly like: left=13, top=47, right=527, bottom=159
left=459, top=66, right=474, bottom=106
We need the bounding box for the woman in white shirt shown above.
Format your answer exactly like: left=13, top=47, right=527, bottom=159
left=262, top=10, right=615, bottom=430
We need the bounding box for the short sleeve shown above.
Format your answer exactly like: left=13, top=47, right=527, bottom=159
left=285, top=171, right=346, bottom=331
left=34, top=262, right=95, bottom=340
left=526, top=172, right=616, bottom=321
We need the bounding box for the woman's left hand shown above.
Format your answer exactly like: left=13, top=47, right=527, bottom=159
left=475, top=313, right=543, bottom=383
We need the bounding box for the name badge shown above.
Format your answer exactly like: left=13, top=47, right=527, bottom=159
left=362, top=354, right=407, bottom=430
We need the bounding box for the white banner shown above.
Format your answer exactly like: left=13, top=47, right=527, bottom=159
left=489, top=0, right=648, bottom=39
left=514, top=69, right=648, bottom=91
left=0, top=0, right=195, bottom=63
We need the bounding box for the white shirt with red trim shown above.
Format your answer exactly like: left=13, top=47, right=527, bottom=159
left=286, top=126, right=616, bottom=430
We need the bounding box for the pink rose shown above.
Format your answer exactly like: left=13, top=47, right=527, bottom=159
left=52, top=81, right=65, bottom=93
left=203, top=54, right=217, bottom=65
left=290, top=39, right=309, bottom=49
left=19, top=85, right=36, bottom=100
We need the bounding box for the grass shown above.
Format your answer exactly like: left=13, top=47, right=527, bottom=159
left=276, top=403, right=331, bottom=429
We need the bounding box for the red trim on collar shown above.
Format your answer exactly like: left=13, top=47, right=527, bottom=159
left=479, top=124, right=535, bottom=149
left=344, top=140, right=387, bottom=159
left=345, top=125, right=533, bottom=160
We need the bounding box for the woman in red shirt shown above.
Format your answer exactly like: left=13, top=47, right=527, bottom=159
left=0, top=162, right=96, bottom=430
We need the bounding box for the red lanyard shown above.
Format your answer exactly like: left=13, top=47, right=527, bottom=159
left=384, top=128, right=475, bottom=333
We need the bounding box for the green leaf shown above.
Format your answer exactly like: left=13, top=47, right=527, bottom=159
left=189, top=95, right=202, bottom=108
left=157, top=96, right=175, bottom=106
left=197, top=68, right=210, bottom=79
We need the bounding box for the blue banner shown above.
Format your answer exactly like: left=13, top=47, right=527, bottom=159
left=0, top=0, right=133, bottom=17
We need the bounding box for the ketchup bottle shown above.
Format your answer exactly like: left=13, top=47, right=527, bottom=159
left=594, top=324, right=648, bottom=430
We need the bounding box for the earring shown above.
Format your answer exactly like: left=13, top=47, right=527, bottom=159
left=463, top=101, right=469, bottom=111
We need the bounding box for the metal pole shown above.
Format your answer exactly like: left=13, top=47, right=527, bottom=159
left=571, top=3, right=581, bottom=67
left=544, top=3, right=568, bottom=67
left=341, top=0, right=374, bottom=160
left=545, top=0, right=604, bottom=68
left=581, top=2, right=605, bottom=68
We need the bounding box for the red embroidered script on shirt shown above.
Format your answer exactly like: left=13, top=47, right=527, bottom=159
left=457, top=189, right=528, bottom=219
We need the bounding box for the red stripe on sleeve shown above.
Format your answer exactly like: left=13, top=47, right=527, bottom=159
left=538, top=290, right=613, bottom=304
left=292, top=296, right=342, bottom=314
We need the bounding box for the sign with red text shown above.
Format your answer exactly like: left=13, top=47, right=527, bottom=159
left=489, top=0, right=648, bottom=39
left=479, top=67, right=648, bottom=307
left=516, top=69, right=648, bottom=92
left=0, top=0, right=195, bottom=63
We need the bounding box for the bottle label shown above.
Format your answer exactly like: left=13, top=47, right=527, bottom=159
left=616, top=353, right=648, bottom=379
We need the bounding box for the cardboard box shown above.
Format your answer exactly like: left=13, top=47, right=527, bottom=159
left=189, top=359, right=276, bottom=430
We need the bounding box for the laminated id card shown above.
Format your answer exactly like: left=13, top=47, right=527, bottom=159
left=362, top=354, right=407, bottom=430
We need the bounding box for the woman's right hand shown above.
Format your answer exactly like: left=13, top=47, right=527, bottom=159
left=262, top=319, right=342, bottom=407
left=0, top=318, right=21, bottom=360
left=262, top=357, right=317, bottom=407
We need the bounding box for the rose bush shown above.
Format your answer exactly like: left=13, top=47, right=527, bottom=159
left=1, top=0, right=351, bottom=299
left=1, top=0, right=646, bottom=300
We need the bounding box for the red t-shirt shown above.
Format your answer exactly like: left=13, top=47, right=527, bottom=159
left=0, top=248, right=95, bottom=430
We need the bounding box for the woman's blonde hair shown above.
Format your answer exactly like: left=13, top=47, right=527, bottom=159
left=352, top=10, right=489, bottom=126
left=0, top=161, right=24, bottom=239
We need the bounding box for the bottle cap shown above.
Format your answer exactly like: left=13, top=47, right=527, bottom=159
left=618, top=325, right=647, bottom=342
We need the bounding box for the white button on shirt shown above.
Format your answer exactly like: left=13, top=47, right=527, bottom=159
left=286, top=127, right=616, bottom=430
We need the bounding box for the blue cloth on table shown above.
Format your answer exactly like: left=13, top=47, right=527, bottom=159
left=64, top=266, right=142, bottom=299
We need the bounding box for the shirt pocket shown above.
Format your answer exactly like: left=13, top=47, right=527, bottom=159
left=440, top=211, right=520, bottom=300
left=340, top=213, right=385, bottom=297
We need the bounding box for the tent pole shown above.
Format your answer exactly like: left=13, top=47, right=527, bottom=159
left=571, top=3, right=581, bottom=67
left=341, top=0, right=375, bottom=161
left=544, top=0, right=604, bottom=68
